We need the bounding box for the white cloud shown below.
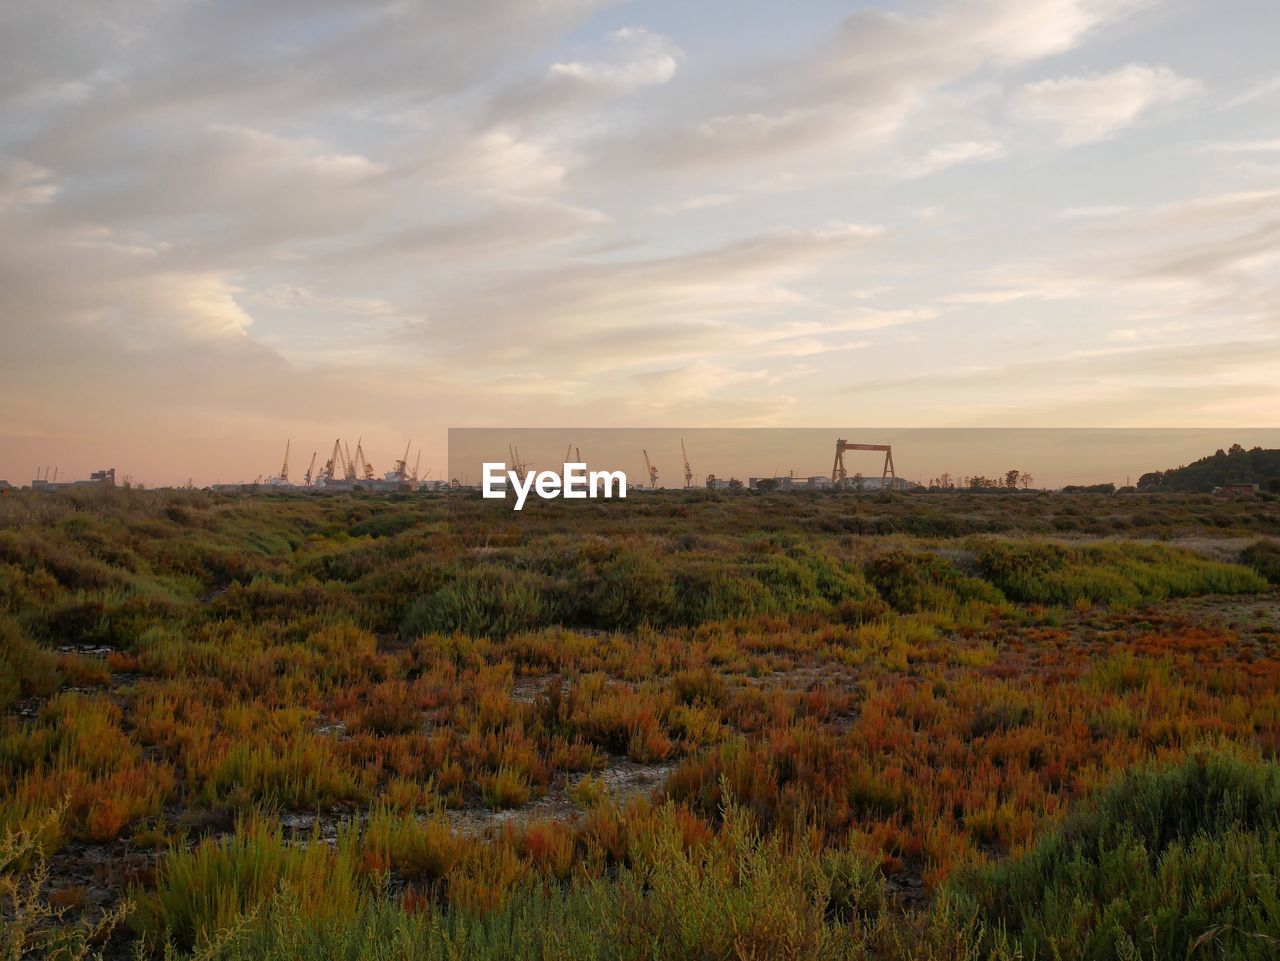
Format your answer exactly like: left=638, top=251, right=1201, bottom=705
left=438, top=130, right=571, bottom=196
left=905, top=140, right=1004, bottom=177
left=653, top=193, right=739, bottom=214
left=941, top=286, right=1077, bottom=305
left=1199, top=138, right=1280, bottom=154
left=584, top=0, right=1158, bottom=182
left=548, top=27, right=678, bottom=90
left=1060, top=204, right=1131, bottom=220
left=410, top=223, right=889, bottom=375
left=490, top=26, right=680, bottom=121
left=1012, top=64, right=1199, bottom=146
left=0, top=158, right=59, bottom=210
left=1227, top=74, right=1280, bottom=107
left=253, top=285, right=403, bottom=318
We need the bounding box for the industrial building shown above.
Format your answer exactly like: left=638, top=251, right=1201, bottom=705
left=30, top=468, right=116, bottom=492
left=747, top=475, right=832, bottom=491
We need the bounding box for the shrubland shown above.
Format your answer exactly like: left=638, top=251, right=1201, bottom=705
left=0, top=487, right=1277, bottom=958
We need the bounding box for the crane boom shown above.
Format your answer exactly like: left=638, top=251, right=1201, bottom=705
left=353, top=439, right=374, bottom=480
left=321, top=438, right=343, bottom=483
left=279, top=440, right=290, bottom=482
left=388, top=440, right=413, bottom=482
left=642, top=449, right=658, bottom=489
left=681, top=438, right=693, bottom=489
left=344, top=441, right=357, bottom=481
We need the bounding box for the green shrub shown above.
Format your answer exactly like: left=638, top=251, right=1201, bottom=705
left=865, top=551, right=1003, bottom=614
left=976, top=541, right=1267, bottom=606
left=401, top=568, right=547, bottom=639
left=943, top=751, right=1280, bottom=961
left=1242, top=539, right=1280, bottom=584
left=672, top=559, right=774, bottom=624
left=348, top=514, right=417, bottom=539
left=584, top=549, right=678, bottom=629
left=0, top=618, right=60, bottom=712
left=133, top=816, right=364, bottom=949
left=155, top=801, right=887, bottom=961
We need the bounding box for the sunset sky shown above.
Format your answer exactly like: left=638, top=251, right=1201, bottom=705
left=1, top=0, right=1278, bottom=486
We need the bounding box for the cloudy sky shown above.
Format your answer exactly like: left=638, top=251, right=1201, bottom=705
left=1, top=0, right=1278, bottom=485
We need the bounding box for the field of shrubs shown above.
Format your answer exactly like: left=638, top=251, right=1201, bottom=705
left=2, top=486, right=1279, bottom=959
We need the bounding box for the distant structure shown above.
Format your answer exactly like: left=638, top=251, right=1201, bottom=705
left=1217, top=483, right=1260, bottom=495
left=0, top=480, right=12, bottom=495
left=31, top=468, right=115, bottom=492
left=748, top=475, right=832, bottom=491
left=642, top=449, right=659, bottom=489
left=204, top=437, right=426, bottom=493
left=384, top=441, right=415, bottom=486
left=262, top=441, right=291, bottom=487
left=705, top=474, right=742, bottom=490
left=832, top=439, right=896, bottom=489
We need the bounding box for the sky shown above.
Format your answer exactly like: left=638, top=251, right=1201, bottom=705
left=1, top=0, right=1278, bottom=486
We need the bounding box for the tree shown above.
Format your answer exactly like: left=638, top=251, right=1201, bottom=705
left=851, top=472, right=865, bottom=492
left=1019, top=472, right=1035, bottom=490
left=1005, top=469, right=1021, bottom=489
left=938, top=472, right=953, bottom=489
left=755, top=477, right=779, bottom=492
left=1137, top=447, right=1280, bottom=492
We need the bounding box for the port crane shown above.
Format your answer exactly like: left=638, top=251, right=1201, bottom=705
left=509, top=445, right=530, bottom=478
left=319, top=439, right=346, bottom=484
left=564, top=443, right=582, bottom=463
left=642, top=449, right=658, bottom=489
left=303, top=451, right=318, bottom=487
left=831, top=439, right=896, bottom=489
left=388, top=440, right=412, bottom=482
left=681, top=438, right=694, bottom=489
left=278, top=440, right=290, bottom=484
left=352, top=439, right=375, bottom=481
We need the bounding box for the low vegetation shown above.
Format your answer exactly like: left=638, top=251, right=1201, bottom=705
left=0, top=487, right=1276, bottom=958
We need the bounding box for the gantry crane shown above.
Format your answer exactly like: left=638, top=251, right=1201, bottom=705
left=831, top=439, right=896, bottom=489
left=642, top=449, right=658, bottom=489
left=681, top=438, right=693, bottom=489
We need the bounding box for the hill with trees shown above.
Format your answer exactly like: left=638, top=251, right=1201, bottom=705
left=1138, top=444, right=1280, bottom=492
